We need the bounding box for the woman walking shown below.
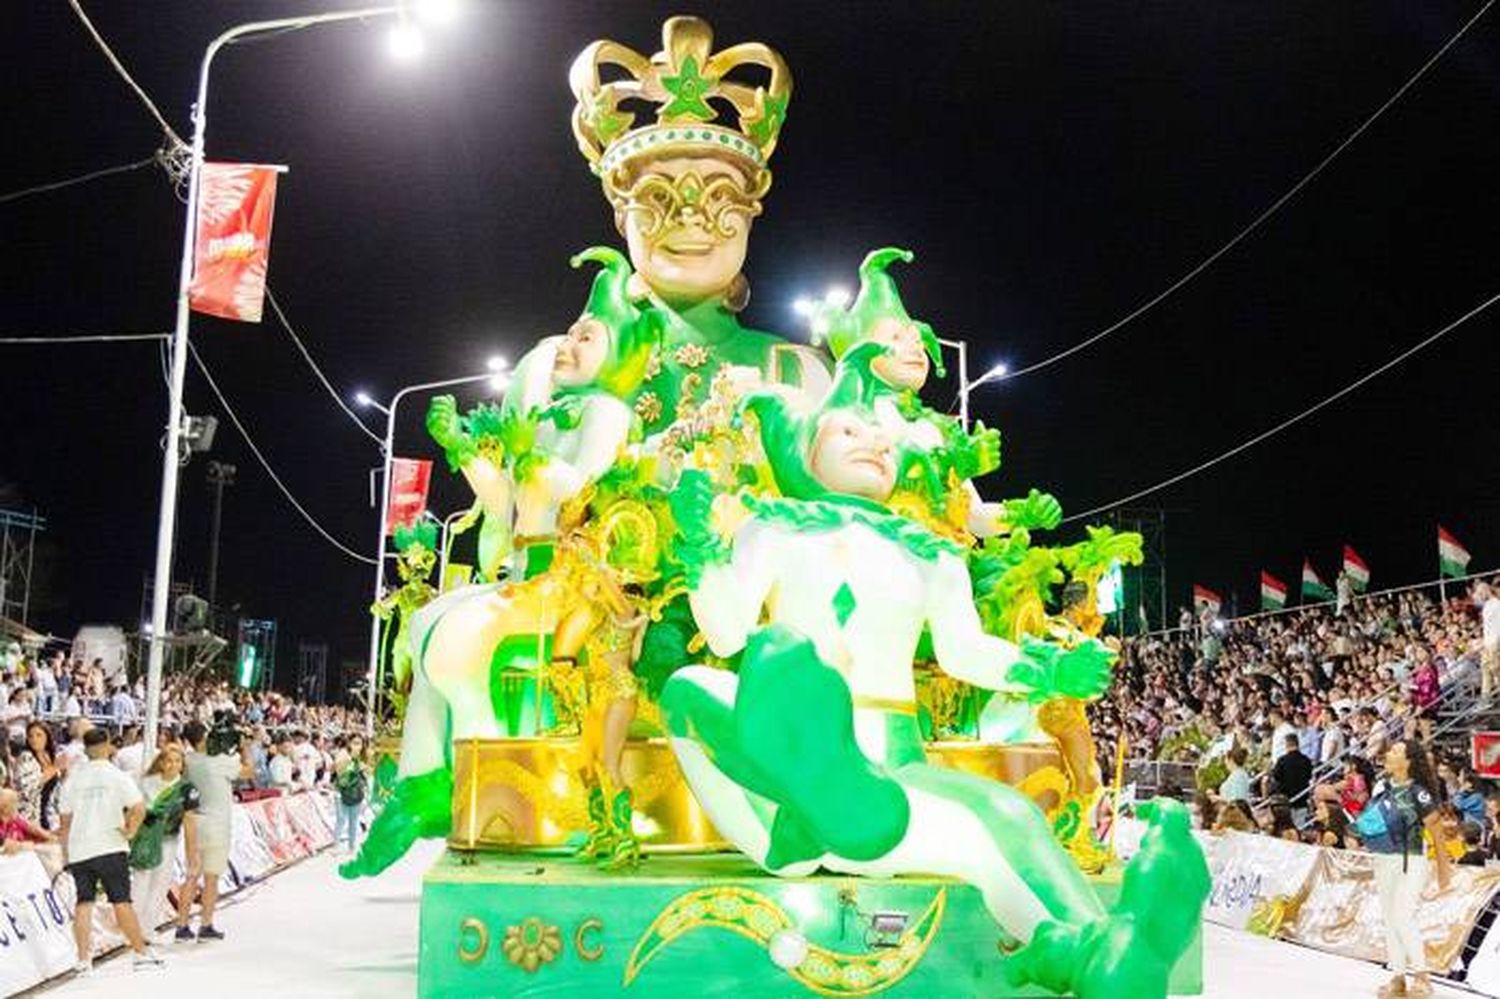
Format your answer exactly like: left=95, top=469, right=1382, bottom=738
left=1357, top=739, right=1452, bottom=998
left=332, top=739, right=369, bottom=855
left=130, top=744, right=199, bottom=935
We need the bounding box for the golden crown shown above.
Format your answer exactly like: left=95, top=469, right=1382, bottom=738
left=569, top=16, right=792, bottom=190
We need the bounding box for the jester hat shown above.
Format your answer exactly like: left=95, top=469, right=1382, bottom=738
left=815, top=247, right=946, bottom=380
left=740, top=341, right=891, bottom=502
left=563, top=246, right=662, bottom=400
left=393, top=520, right=438, bottom=554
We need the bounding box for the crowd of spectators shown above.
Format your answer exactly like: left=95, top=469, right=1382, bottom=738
left=1095, top=578, right=1500, bottom=864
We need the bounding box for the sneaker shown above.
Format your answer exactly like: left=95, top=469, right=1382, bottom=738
left=197, top=925, right=225, bottom=941
left=174, top=925, right=196, bottom=942
left=133, top=948, right=165, bottom=970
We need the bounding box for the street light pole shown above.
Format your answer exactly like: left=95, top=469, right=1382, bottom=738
left=143, top=6, right=405, bottom=755
left=205, top=461, right=236, bottom=607
left=361, top=372, right=503, bottom=738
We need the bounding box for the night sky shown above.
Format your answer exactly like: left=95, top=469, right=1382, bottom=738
left=3, top=2, right=1497, bottom=691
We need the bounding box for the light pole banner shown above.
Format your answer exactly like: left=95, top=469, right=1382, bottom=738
left=387, top=458, right=433, bottom=533
left=189, top=162, right=285, bottom=322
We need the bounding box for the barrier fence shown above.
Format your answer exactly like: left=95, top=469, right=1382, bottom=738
left=0, top=789, right=342, bottom=997
left=1117, top=819, right=1500, bottom=993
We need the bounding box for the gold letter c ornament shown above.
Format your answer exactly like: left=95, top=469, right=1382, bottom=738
left=458, top=917, right=489, bottom=963
left=575, top=917, right=604, bottom=962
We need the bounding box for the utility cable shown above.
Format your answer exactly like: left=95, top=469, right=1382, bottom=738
left=265, top=287, right=385, bottom=447
left=189, top=341, right=377, bottom=565
left=1061, top=287, right=1500, bottom=523
left=968, top=0, right=1495, bottom=395
left=65, top=0, right=185, bottom=150
left=0, top=331, right=169, bottom=344
left=0, top=155, right=159, bottom=207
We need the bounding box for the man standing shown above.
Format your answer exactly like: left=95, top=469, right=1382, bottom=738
left=56, top=728, right=163, bottom=973
left=179, top=719, right=251, bottom=941
left=1478, top=581, right=1500, bottom=702
left=1270, top=734, right=1314, bottom=825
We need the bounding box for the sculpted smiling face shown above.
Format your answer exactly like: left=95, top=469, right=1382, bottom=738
left=809, top=409, right=896, bottom=502
left=616, top=155, right=761, bottom=306
left=866, top=316, right=930, bottom=391
left=552, top=317, right=609, bottom=388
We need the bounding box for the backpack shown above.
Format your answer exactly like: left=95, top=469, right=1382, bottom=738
left=337, top=766, right=366, bottom=807
left=1354, top=785, right=1416, bottom=857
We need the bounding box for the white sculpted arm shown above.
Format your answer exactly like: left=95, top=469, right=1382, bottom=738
left=688, top=519, right=778, bottom=659
left=925, top=551, right=1032, bottom=693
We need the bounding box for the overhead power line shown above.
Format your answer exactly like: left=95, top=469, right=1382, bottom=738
left=0, top=155, right=160, bottom=207
left=189, top=341, right=377, bottom=565
left=0, top=331, right=169, bottom=344
left=984, top=0, right=1496, bottom=390
left=265, top=287, right=385, bottom=447
left=1062, top=287, right=1500, bottom=523
left=65, top=0, right=185, bottom=150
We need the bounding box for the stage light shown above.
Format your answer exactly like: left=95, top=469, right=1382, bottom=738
left=793, top=297, right=815, bottom=317
left=387, top=21, right=426, bottom=62
left=823, top=287, right=851, bottom=308
left=486, top=355, right=508, bottom=372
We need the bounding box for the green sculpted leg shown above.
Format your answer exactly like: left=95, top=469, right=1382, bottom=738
left=338, top=768, right=453, bottom=880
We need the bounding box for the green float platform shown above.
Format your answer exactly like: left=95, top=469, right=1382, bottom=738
left=418, top=850, right=1203, bottom=998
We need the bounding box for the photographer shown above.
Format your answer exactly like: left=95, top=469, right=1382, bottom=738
left=178, top=717, right=251, bottom=941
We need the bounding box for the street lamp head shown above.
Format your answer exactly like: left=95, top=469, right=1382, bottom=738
left=486, top=354, right=508, bottom=372
left=387, top=20, right=426, bottom=62
left=792, top=297, right=814, bottom=317
left=986, top=362, right=1009, bottom=380
left=354, top=391, right=375, bottom=408
left=823, top=287, right=851, bottom=308
left=488, top=373, right=511, bottom=393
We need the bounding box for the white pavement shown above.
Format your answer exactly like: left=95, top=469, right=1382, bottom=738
left=36, top=843, right=1481, bottom=999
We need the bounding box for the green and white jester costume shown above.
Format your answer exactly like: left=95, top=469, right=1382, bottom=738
left=660, top=344, right=1208, bottom=998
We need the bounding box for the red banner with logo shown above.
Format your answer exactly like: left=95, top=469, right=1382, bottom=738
left=189, top=162, right=284, bottom=322
left=386, top=458, right=433, bottom=533
left=1473, top=731, right=1500, bottom=778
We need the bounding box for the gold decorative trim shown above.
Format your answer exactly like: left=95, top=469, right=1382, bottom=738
left=458, top=916, right=489, bottom=963
left=575, top=917, right=605, bottom=961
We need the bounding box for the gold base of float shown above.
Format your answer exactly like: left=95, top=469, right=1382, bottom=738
left=449, top=736, right=1065, bottom=853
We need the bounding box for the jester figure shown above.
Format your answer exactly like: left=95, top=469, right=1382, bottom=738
left=341, top=248, right=661, bottom=879
left=369, top=522, right=438, bottom=714
left=660, top=346, right=1208, bottom=998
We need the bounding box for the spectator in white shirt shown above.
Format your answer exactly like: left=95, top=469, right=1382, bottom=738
left=1478, top=581, right=1500, bottom=702
left=56, top=728, right=162, bottom=972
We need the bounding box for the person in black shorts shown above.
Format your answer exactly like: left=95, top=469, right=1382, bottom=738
left=56, top=728, right=164, bottom=973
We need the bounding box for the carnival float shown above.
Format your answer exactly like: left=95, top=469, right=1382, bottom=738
left=342, top=16, right=1210, bottom=998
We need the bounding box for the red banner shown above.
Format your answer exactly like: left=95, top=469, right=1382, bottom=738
left=1473, top=731, right=1500, bottom=778
left=386, top=458, right=433, bottom=533
left=189, top=162, right=284, bottom=322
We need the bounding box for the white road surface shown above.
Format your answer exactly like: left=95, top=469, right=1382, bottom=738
left=36, top=842, right=1482, bottom=999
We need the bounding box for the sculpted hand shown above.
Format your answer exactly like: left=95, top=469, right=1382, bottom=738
left=1002, top=489, right=1063, bottom=532
left=961, top=423, right=1003, bottom=479
left=425, top=395, right=476, bottom=470
left=1015, top=637, right=1115, bottom=701
left=668, top=469, right=728, bottom=586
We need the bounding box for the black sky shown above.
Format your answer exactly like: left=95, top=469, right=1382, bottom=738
left=3, top=1, right=1497, bottom=688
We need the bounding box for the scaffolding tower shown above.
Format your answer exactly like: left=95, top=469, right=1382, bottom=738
left=1104, top=507, right=1169, bottom=635
left=0, top=509, right=45, bottom=627
left=297, top=642, right=328, bottom=705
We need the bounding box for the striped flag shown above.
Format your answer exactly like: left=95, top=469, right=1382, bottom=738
left=1439, top=526, right=1471, bottom=579
left=1260, top=571, right=1288, bottom=611
left=1342, top=545, right=1370, bottom=592
left=1302, top=560, right=1333, bottom=601
left=1192, top=584, right=1222, bottom=615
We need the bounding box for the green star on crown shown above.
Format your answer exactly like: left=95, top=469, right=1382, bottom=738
left=660, top=55, right=718, bottom=122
